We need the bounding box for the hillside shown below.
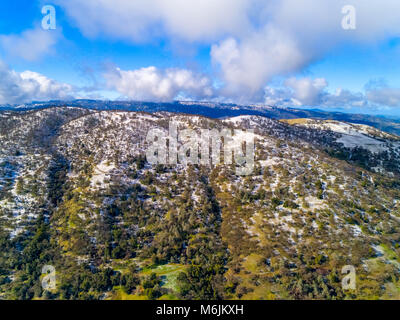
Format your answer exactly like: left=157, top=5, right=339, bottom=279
left=3, top=99, right=400, bottom=136
left=1, top=107, right=400, bottom=300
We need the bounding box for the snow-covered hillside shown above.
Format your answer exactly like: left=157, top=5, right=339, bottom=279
left=1, top=107, right=400, bottom=300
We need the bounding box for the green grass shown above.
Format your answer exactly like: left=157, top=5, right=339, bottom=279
left=242, top=253, right=264, bottom=274
left=107, top=259, right=187, bottom=300
left=111, top=258, right=140, bottom=274
left=362, top=244, right=400, bottom=299
left=109, top=286, right=148, bottom=300
left=380, top=244, right=399, bottom=262
left=140, top=263, right=186, bottom=292
left=110, top=262, right=186, bottom=300
left=228, top=253, right=277, bottom=300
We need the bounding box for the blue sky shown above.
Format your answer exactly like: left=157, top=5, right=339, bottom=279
left=0, top=0, right=400, bottom=116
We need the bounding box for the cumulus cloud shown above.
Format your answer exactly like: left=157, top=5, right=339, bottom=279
left=0, top=27, right=59, bottom=61
left=263, top=86, right=297, bottom=107
left=211, top=28, right=306, bottom=100
left=55, top=0, right=251, bottom=42
left=323, top=89, right=367, bottom=109
left=263, top=77, right=330, bottom=107
left=366, top=87, right=400, bottom=107
left=285, top=77, right=328, bottom=106
left=0, top=60, right=74, bottom=104
left=104, top=66, right=214, bottom=101
left=56, top=0, right=400, bottom=101
left=264, top=77, right=368, bottom=109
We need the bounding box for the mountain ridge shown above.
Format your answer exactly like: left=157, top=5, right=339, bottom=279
left=2, top=100, right=400, bottom=136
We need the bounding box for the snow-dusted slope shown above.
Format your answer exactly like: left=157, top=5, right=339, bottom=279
left=282, top=118, right=400, bottom=154
left=2, top=108, right=400, bottom=300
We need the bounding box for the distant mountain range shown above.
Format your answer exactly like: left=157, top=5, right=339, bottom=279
left=2, top=99, right=400, bottom=136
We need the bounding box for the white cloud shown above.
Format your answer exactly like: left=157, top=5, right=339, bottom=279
left=263, top=86, right=293, bottom=107
left=0, top=27, right=59, bottom=61
left=104, top=66, right=214, bottom=101
left=0, top=60, right=74, bottom=104
left=55, top=0, right=251, bottom=42
left=323, top=88, right=367, bottom=108
left=264, top=77, right=369, bottom=109
left=211, top=0, right=400, bottom=100
left=55, top=0, right=400, bottom=101
left=366, top=87, right=400, bottom=107
left=285, top=77, right=328, bottom=106
left=211, top=28, right=306, bottom=100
